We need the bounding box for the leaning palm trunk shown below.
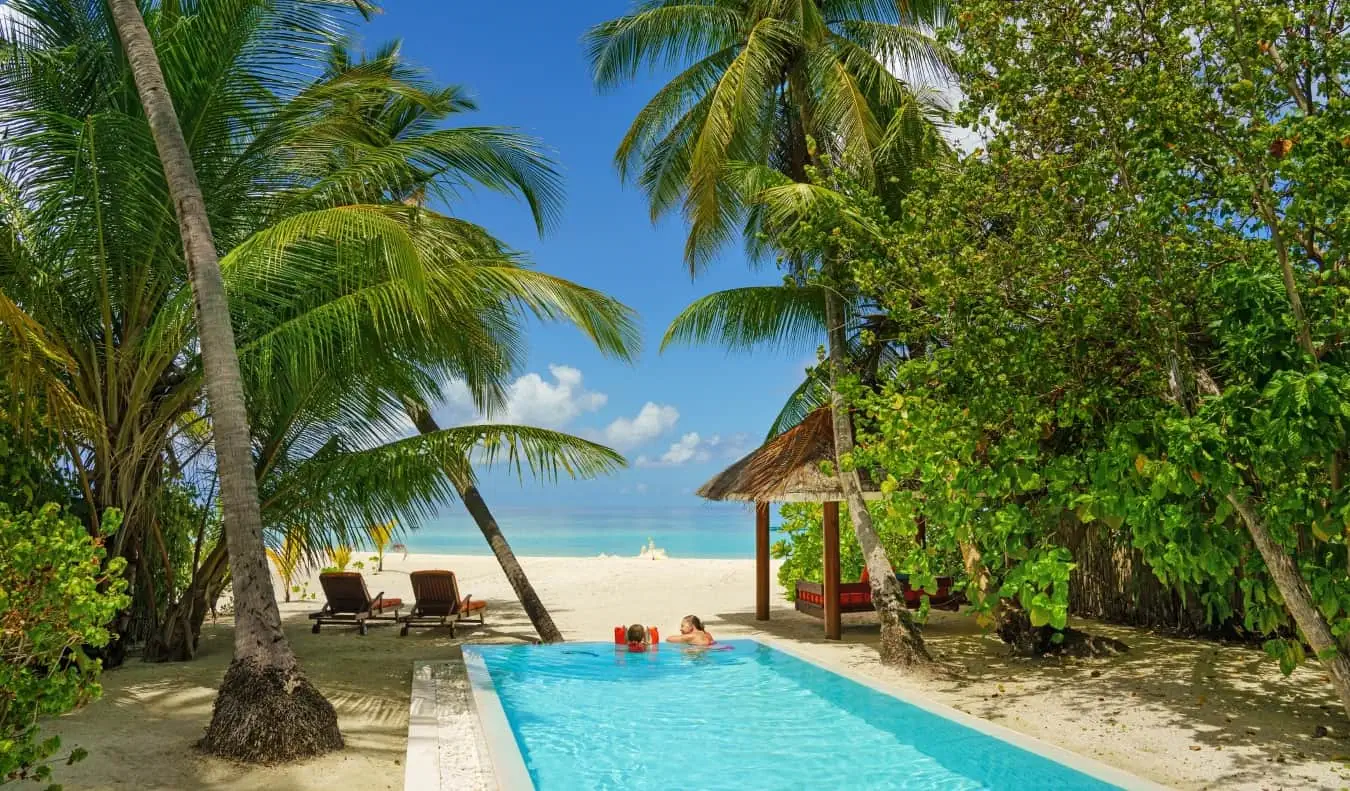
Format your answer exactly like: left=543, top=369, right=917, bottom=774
left=107, top=0, right=341, bottom=761
left=404, top=404, right=565, bottom=643
left=1227, top=495, right=1350, bottom=716
left=823, top=289, right=931, bottom=667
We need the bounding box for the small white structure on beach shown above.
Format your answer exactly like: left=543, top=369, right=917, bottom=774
left=638, top=537, right=667, bottom=560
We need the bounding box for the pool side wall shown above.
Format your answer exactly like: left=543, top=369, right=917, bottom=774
left=463, top=648, right=536, bottom=791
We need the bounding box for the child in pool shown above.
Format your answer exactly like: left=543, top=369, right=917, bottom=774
left=665, top=615, right=714, bottom=646
left=625, top=623, right=651, bottom=652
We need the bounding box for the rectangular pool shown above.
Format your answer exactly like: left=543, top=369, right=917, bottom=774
left=464, top=640, right=1158, bottom=791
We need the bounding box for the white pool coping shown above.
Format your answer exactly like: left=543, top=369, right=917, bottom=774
left=463, top=649, right=534, bottom=791
left=459, top=639, right=1172, bottom=791
left=403, top=662, right=441, bottom=790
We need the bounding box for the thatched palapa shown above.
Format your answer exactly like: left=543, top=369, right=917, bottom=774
left=695, top=407, right=879, bottom=504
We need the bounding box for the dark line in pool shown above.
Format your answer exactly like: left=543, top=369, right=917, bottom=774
left=562, top=650, right=599, bottom=657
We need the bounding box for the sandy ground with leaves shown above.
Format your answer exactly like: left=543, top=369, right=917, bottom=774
left=44, top=553, right=1350, bottom=790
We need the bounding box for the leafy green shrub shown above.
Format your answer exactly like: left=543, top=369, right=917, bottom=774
left=1, top=505, right=129, bottom=788
left=772, top=502, right=962, bottom=600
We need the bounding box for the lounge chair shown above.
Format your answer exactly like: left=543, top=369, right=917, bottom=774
left=398, top=570, right=487, bottom=637
left=309, top=571, right=403, bottom=635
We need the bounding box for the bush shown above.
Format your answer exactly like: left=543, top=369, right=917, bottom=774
left=771, top=502, right=964, bottom=601
left=1, top=505, right=129, bottom=788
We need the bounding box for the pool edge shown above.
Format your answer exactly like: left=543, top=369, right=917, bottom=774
left=403, top=661, right=440, bottom=791
left=463, top=646, right=536, bottom=791
left=753, top=636, right=1173, bottom=791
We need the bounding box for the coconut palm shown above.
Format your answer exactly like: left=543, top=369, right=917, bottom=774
left=588, top=0, right=951, bottom=665
left=301, top=44, right=637, bottom=639
left=103, top=0, right=346, bottom=759
left=0, top=0, right=636, bottom=760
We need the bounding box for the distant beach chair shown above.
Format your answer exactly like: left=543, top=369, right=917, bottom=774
left=398, top=570, right=487, bottom=637
left=309, top=571, right=403, bottom=635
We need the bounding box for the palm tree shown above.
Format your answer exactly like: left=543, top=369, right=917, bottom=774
left=587, top=0, right=950, bottom=666
left=0, top=0, right=637, bottom=758
left=305, top=44, right=643, bottom=643
left=104, top=0, right=343, bottom=760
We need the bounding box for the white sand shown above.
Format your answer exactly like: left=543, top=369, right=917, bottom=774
left=45, top=552, right=1350, bottom=790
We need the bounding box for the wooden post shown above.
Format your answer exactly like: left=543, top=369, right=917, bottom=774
left=823, top=501, right=841, bottom=640
left=756, top=502, right=770, bottom=621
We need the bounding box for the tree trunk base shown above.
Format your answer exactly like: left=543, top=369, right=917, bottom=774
left=876, top=594, right=933, bottom=667
left=198, top=658, right=343, bottom=763
left=997, top=610, right=1129, bottom=659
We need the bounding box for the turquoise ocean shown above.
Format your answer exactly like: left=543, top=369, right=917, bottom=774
left=399, top=504, right=774, bottom=559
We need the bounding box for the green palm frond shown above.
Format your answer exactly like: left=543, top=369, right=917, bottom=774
left=767, top=372, right=828, bottom=438
left=467, top=424, right=628, bottom=483
left=614, top=45, right=740, bottom=183
left=1, top=0, right=637, bottom=590
left=455, top=265, right=641, bottom=364
left=684, top=16, right=799, bottom=270
left=829, top=19, right=950, bottom=86
left=662, top=285, right=830, bottom=353
left=585, top=1, right=747, bottom=90
left=590, top=0, right=953, bottom=271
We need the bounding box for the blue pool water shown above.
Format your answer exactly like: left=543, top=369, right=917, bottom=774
left=467, top=641, right=1129, bottom=791
left=402, top=505, right=767, bottom=558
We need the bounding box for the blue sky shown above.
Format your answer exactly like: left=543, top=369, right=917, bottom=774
left=359, top=2, right=814, bottom=507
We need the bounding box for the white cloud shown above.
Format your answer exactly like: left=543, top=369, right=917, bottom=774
left=637, top=431, right=756, bottom=467
left=436, top=364, right=607, bottom=430
left=659, top=432, right=705, bottom=465
left=599, top=402, right=679, bottom=451
left=635, top=483, right=649, bottom=495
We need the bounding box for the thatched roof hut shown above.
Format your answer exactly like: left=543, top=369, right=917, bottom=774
left=695, top=407, right=877, bottom=640
left=695, top=407, right=879, bottom=504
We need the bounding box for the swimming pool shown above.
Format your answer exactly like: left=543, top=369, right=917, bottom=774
left=463, top=639, right=1160, bottom=791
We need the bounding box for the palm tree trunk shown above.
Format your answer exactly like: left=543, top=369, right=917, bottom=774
left=823, top=288, right=931, bottom=667
left=403, top=403, right=565, bottom=643
left=106, top=0, right=341, bottom=761
left=1228, top=494, right=1350, bottom=716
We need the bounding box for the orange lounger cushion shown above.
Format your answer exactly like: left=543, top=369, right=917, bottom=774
left=375, top=597, right=403, bottom=610
left=463, top=598, right=487, bottom=611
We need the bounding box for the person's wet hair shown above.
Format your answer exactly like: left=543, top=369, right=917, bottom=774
left=626, top=623, right=646, bottom=642
left=683, top=615, right=703, bottom=631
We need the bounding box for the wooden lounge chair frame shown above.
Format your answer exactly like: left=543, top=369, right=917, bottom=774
left=309, top=572, right=402, bottom=635
left=398, top=570, right=486, bottom=637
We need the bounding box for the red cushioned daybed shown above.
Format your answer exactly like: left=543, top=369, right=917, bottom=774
left=794, top=572, right=962, bottom=618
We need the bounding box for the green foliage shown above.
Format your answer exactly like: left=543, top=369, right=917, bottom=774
left=747, top=0, right=1350, bottom=659
left=773, top=503, right=867, bottom=591
left=771, top=501, right=962, bottom=604
left=0, top=0, right=640, bottom=657
left=586, top=0, right=952, bottom=271
left=0, top=389, right=72, bottom=515
left=0, top=505, right=128, bottom=787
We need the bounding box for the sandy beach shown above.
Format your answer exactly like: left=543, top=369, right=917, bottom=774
left=44, top=552, right=1350, bottom=790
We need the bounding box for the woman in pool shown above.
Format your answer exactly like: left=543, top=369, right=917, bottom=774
left=666, top=615, right=714, bottom=646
